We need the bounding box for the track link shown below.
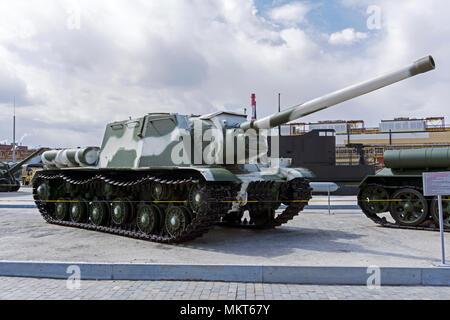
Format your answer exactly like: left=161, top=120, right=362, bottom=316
left=220, top=178, right=312, bottom=229
left=33, top=171, right=313, bottom=242
left=33, top=171, right=235, bottom=243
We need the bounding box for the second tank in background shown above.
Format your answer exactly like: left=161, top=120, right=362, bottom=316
left=358, top=147, right=450, bottom=230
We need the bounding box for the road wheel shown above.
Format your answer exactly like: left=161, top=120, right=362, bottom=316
left=89, top=201, right=109, bottom=226
left=70, top=200, right=88, bottom=223
left=111, top=198, right=133, bottom=225
left=358, top=185, right=390, bottom=214
left=430, top=196, right=450, bottom=229
left=137, top=204, right=161, bottom=234
left=188, top=184, right=204, bottom=213
left=390, top=188, right=428, bottom=226
left=55, top=198, right=70, bottom=221
left=165, top=206, right=190, bottom=237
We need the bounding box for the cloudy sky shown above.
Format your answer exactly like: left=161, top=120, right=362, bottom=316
left=0, top=0, right=447, bottom=148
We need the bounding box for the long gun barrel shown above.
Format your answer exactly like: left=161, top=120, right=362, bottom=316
left=384, top=147, right=450, bottom=169
left=240, top=56, right=435, bottom=130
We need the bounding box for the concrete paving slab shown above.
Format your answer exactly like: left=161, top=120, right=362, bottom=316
left=262, top=266, right=424, bottom=285
left=0, top=262, right=449, bottom=285
left=0, top=188, right=448, bottom=268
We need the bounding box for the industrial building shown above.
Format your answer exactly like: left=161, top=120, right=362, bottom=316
left=0, top=144, right=40, bottom=162
left=278, top=116, right=450, bottom=169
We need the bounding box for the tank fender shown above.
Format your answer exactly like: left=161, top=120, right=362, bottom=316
left=193, top=168, right=240, bottom=182
left=287, top=167, right=315, bottom=180
left=359, top=176, right=374, bottom=187
left=259, top=166, right=314, bottom=181
left=358, top=168, right=394, bottom=187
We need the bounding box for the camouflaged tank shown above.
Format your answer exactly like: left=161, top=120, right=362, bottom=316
left=33, top=55, right=435, bottom=243
left=358, top=146, right=450, bottom=231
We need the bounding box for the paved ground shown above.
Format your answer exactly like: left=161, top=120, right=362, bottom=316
left=0, top=276, right=449, bottom=300
left=1, top=189, right=448, bottom=300
left=0, top=188, right=448, bottom=267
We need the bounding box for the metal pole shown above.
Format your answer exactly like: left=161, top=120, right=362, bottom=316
left=347, top=124, right=352, bottom=166
left=328, top=184, right=331, bottom=215
left=278, top=93, right=281, bottom=135
left=13, top=97, right=16, bottom=163
left=438, top=195, right=446, bottom=265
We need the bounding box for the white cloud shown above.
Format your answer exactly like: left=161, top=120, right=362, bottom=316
left=328, top=28, right=368, bottom=45
left=268, top=2, right=311, bottom=26
left=0, top=0, right=448, bottom=149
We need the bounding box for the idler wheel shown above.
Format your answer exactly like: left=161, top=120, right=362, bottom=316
left=430, top=196, right=450, bottom=229
left=390, top=188, right=428, bottom=226
left=55, top=198, right=70, bottom=221
left=358, top=185, right=390, bottom=214
left=111, top=198, right=133, bottom=225
left=37, top=181, right=50, bottom=201
left=136, top=204, right=160, bottom=234
left=165, top=206, right=190, bottom=237
left=89, top=201, right=109, bottom=226
left=70, top=200, right=88, bottom=223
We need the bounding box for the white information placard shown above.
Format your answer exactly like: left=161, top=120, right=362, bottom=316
left=422, top=171, right=449, bottom=266
left=423, top=172, right=450, bottom=196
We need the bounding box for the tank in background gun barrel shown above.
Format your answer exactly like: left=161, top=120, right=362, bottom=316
left=384, top=148, right=450, bottom=169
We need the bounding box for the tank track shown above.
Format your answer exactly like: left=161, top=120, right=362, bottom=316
left=33, top=172, right=313, bottom=242
left=358, top=183, right=449, bottom=233
left=32, top=171, right=235, bottom=243
left=220, top=178, right=312, bottom=229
